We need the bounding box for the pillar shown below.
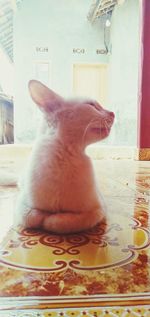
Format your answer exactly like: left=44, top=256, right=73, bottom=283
left=138, top=0, right=150, bottom=160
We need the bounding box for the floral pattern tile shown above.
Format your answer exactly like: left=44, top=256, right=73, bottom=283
left=0, top=162, right=150, bottom=312
left=0, top=307, right=150, bottom=317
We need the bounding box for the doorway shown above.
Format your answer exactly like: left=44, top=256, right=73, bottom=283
left=73, top=63, right=108, bottom=106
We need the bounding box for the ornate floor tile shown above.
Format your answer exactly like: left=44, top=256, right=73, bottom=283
left=0, top=307, right=150, bottom=317
left=0, top=161, right=150, bottom=313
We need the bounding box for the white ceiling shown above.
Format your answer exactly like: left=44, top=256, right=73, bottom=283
left=88, top=0, right=120, bottom=22
left=0, top=0, right=124, bottom=64
left=0, top=0, right=13, bottom=62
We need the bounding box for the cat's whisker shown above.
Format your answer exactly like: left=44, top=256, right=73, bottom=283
left=82, top=118, right=96, bottom=145
left=104, top=119, right=109, bottom=134
left=99, top=120, right=103, bottom=138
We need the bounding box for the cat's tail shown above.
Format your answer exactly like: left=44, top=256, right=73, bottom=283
left=0, top=171, right=18, bottom=186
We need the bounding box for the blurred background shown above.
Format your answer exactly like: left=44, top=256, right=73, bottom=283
left=0, top=0, right=140, bottom=147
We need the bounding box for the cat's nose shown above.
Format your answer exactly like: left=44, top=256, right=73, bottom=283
left=109, top=111, right=115, bottom=119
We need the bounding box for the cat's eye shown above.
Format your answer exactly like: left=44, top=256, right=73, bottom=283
left=88, top=101, right=102, bottom=112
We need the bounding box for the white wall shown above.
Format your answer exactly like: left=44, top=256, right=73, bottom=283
left=14, top=0, right=140, bottom=146
left=108, top=0, right=140, bottom=146
left=14, top=0, right=108, bottom=142
left=0, top=49, right=14, bottom=96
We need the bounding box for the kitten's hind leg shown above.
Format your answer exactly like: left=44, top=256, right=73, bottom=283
left=20, top=208, right=104, bottom=233
left=42, top=209, right=104, bottom=234
left=14, top=193, right=46, bottom=229
left=24, top=209, right=46, bottom=228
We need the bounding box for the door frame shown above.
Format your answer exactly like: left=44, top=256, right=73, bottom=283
left=72, top=62, right=109, bottom=105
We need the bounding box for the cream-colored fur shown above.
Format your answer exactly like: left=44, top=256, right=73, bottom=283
left=14, top=80, right=115, bottom=234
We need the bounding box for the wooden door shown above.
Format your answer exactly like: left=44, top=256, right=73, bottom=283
left=73, top=63, right=108, bottom=106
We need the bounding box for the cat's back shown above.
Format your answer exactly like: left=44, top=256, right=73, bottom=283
left=24, top=136, right=97, bottom=211
left=30, top=138, right=93, bottom=187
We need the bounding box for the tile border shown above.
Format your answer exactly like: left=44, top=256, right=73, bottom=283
left=137, top=148, right=150, bottom=161
left=0, top=144, right=136, bottom=160
left=0, top=306, right=150, bottom=317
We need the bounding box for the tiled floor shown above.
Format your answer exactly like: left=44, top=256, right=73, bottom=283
left=0, top=159, right=150, bottom=316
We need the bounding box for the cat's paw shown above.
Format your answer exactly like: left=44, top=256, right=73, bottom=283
left=20, top=208, right=106, bottom=234
left=24, top=209, right=46, bottom=228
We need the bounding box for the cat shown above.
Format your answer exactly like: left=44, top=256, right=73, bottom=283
left=14, top=80, right=115, bottom=234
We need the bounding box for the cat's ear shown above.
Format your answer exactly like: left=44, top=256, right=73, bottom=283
left=28, top=80, right=64, bottom=112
